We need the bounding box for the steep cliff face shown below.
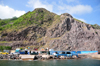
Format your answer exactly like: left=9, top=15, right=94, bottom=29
left=0, top=8, right=100, bottom=51
left=45, top=13, right=100, bottom=51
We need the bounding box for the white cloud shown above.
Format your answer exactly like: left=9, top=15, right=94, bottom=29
left=57, top=5, right=92, bottom=15
left=66, top=0, right=76, bottom=3
left=79, top=18, right=86, bottom=22
left=66, top=0, right=80, bottom=4
left=26, top=0, right=53, bottom=12
left=0, top=5, right=26, bottom=19
left=26, top=0, right=92, bottom=15
left=74, top=16, right=86, bottom=22
left=66, top=5, right=93, bottom=15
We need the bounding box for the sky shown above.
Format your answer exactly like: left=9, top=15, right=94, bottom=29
left=0, top=0, right=100, bottom=25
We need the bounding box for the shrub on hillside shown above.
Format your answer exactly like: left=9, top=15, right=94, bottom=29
left=91, top=24, right=100, bottom=29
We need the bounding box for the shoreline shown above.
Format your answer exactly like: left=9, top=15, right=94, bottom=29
left=0, top=58, right=100, bottom=61
left=0, top=54, right=82, bottom=61
left=0, top=54, right=100, bottom=61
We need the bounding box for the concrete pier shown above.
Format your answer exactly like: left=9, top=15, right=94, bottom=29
left=89, top=54, right=100, bottom=59
left=19, top=55, right=35, bottom=61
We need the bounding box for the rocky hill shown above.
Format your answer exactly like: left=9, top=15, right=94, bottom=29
left=0, top=8, right=100, bottom=51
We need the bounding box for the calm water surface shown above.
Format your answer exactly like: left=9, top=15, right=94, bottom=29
left=0, top=59, right=100, bottom=66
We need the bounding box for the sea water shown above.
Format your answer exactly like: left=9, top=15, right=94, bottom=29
left=0, top=59, right=100, bottom=66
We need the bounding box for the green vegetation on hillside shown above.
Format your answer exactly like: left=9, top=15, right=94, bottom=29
left=0, top=41, right=12, bottom=43
left=91, top=24, right=100, bottom=29
left=0, top=46, right=12, bottom=51
left=0, top=8, right=100, bottom=33
left=74, top=18, right=85, bottom=23
left=0, top=8, right=55, bottom=32
left=0, top=16, right=18, bottom=31
left=74, top=18, right=100, bottom=29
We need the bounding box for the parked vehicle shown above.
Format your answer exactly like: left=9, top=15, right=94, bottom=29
left=10, top=52, right=20, bottom=55
left=40, top=51, right=50, bottom=55
left=53, top=52, right=58, bottom=57
left=66, top=52, right=73, bottom=57
left=56, top=51, right=73, bottom=58
left=19, top=50, right=28, bottom=54
left=30, top=51, right=38, bottom=55
left=0, top=52, right=8, bottom=55
left=71, top=51, right=79, bottom=57
left=51, top=51, right=78, bottom=58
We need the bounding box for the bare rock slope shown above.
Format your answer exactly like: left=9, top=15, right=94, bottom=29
left=0, top=8, right=100, bottom=51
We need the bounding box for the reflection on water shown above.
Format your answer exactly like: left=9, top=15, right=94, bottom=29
left=0, top=59, right=100, bottom=66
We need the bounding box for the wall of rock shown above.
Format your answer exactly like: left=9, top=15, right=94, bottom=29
left=0, top=13, right=100, bottom=51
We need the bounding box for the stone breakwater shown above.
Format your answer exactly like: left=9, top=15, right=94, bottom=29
left=0, top=54, right=20, bottom=60
left=0, top=54, right=95, bottom=61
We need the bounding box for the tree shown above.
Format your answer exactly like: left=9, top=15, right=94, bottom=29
left=11, top=16, right=18, bottom=20
left=0, top=46, right=4, bottom=51
left=0, top=46, right=12, bottom=51
left=5, top=46, right=12, bottom=50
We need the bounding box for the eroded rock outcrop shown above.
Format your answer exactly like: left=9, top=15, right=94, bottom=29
left=0, top=8, right=100, bottom=51
left=45, top=13, right=100, bottom=51
left=0, top=26, right=46, bottom=41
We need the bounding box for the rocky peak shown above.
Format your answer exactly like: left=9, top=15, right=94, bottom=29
left=61, top=13, right=73, bottom=18
left=0, top=8, right=100, bottom=51
left=34, top=8, right=48, bottom=11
